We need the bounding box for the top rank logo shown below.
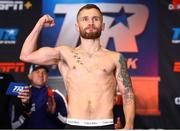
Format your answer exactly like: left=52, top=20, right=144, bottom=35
left=169, top=0, right=180, bottom=10
left=13, top=85, right=24, bottom=93
left=0, top=0, right=32, bottom=11
left=0, top=28, right=19, bottom=44
left=6, top=82, right=27, bottom=96
left=172, top=28, right=180, bottom=44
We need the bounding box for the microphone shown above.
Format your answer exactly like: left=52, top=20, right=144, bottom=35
left=6, top=82, right=27, bottom=96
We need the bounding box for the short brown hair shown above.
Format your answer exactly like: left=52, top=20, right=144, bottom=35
left=77, top=4, right=102, bottom=19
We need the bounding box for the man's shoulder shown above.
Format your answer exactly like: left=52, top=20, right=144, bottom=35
left=102, top=49, right=127, bottom=65
left=102, top=48, right=121, bottom=57
left=57, top=45, right=74, bottom=51
left=56, top=45, right=75, bottom=57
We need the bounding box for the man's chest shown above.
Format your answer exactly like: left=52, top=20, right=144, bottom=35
left=66, top=52, right=115, bottom=73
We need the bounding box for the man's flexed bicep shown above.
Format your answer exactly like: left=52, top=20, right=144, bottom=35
left=20, top=14, right=56, bottom=65
left=115, top=53, right=135, bottom=129
left=20, top=47, right=61, bottom=65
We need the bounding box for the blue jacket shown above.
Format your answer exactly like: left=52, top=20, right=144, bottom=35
left=0, top=73, right=30, bottom=129
left=11, top=85, right=67, bottom=129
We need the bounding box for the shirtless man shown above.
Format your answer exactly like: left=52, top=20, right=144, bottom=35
left=20, top=4, right=135, bottom=129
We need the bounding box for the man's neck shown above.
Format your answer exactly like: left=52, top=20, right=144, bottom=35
left=79, top=38, right=101, bottom=54
left=32, top=84, right=46, bottom=88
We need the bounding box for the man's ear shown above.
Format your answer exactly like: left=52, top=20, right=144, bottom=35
left=102, top=23, right=105, bottom=31
left=75, top=23, right=80, bottom=32
left=28, top=74, right=32, bottom=80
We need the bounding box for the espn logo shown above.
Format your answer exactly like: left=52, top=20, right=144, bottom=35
left=0, top=1, right=23, bottom=11
left=0, top=62, right=25, bottom=73
left=173, top=62, right=180, bottom=72
left=175, top=97, right=180, bottom=105
left=0, top=1, right=32, bottom=11
left=169, top=0, right=180, bottom=10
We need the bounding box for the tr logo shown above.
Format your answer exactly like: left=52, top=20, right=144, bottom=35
left=172, top=28, right=180, bottom=44
left=0, top=28, right=19, bottom=44
left=13, top=86, right=24, bottom=93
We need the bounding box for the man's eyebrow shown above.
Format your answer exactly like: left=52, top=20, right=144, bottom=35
left=80, top=16, right=101, bottom=18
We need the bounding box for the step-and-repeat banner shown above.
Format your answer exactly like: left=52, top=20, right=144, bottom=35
left=0, top=0, right=41, bottom=83
left=158, top=0, right=180, bottom=129
left=0, top=0, right=180, bottom=129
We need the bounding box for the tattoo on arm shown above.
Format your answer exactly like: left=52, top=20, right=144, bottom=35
left=118, top=55, right=134, bottom=105
left=123, top=88, right=134, bottom=105
left=118, top=55, right=131, bottom=88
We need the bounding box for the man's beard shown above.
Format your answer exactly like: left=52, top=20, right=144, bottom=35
left=79, top=26, right=102, bottom=39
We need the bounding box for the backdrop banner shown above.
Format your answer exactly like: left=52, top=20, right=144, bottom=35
left=0, top=0, right=180, bottom=129
left=0, top=0, right=41, bottom=83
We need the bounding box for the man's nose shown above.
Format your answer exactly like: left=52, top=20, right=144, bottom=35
left=88, top=18, right=94, bottom=24
left=38, top=72, right=43, bottom=77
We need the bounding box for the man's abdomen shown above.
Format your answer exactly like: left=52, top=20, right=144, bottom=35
left=67, top=93, right=114, bottom=120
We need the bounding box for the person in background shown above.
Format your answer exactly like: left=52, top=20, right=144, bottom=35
left=113, top=92, right=125, bottom=129
left=0, top=69, right=30, bottom=129
left=15, top=65, right=67, bottom=129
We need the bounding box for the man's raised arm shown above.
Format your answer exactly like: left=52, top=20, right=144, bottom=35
left=20, top=15, right=60, bottom=65
left=115, top=54, right=135, bottom=129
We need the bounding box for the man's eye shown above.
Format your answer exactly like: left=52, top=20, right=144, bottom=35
left=82, top=17, right=88, bottom=21
left=94, top=17, right=100, bottom=21
left=94, top=18, right=98, bottom=21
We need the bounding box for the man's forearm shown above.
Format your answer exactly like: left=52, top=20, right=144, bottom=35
left=123, top=92, right=135, bottom=129
left=123, top=102, right=135, bottom=129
